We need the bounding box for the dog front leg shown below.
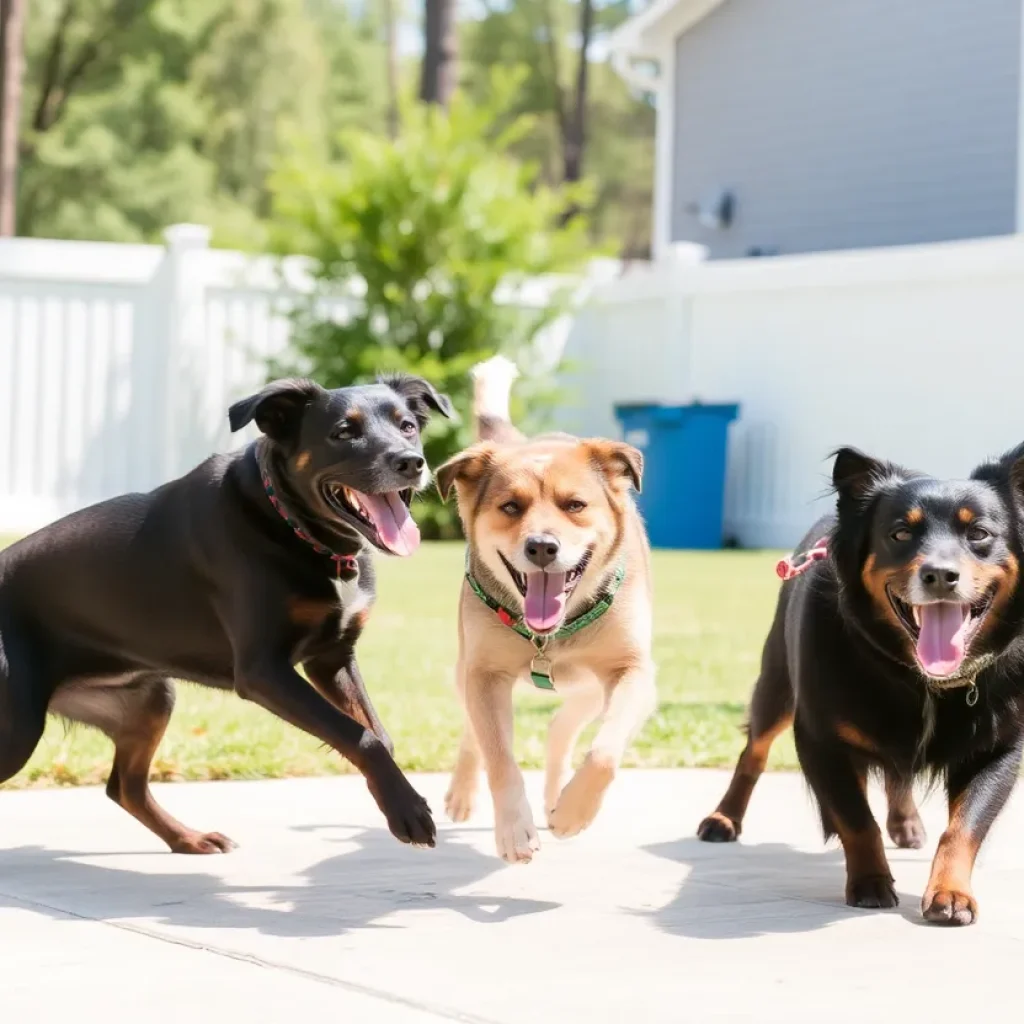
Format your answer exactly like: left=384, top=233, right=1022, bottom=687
left=922, top=733, right=1024, bottom=926
left=235, top=658, right=434, bottom=847
left=304, top=652, right=394, bottom=756
left=549, top=661, right=656, bottom=839
left=464, top=668, right=539, bottom=863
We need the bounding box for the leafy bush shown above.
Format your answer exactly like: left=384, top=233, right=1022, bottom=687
left=267, top=79, right=597, bottom=537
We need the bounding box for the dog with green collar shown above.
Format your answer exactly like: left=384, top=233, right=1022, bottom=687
left=436, top=358, right=657, bottom=864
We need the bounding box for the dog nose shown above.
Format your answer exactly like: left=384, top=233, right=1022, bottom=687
left=390, top=450, right=425, bottom=480
left=920, top=562, right=960, bottom=595
left=524, top=534, right=560, bottom=569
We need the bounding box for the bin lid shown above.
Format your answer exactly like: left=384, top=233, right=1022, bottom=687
left=614, top=401, right=739, bottom=422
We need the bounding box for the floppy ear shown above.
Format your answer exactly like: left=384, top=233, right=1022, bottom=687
left=436, top=444, right=496, bottom=502
left=228, top=378, right=324, bottom=443
left=383, top=373, right=454, bottom=426
left=587, top=440, right=644, bottom=493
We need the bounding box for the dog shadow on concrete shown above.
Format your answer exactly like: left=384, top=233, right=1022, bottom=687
left=0, top=824, right=558, bottom=939
left=639, top=836, right=923, bottom=939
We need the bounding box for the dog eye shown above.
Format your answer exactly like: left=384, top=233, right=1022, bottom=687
left=500, top=501, right=521, bottom=517
left=565, top=499, right=587, bottom=513
left=332, top=421, right=358, bottom=441
left=968, top=525, right=991, bottom=543
left=400, top=420, right=418, bottom=436
left=891, top=526, right=912, bottom=543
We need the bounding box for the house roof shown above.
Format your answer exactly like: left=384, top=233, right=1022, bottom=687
left=608, top=0, right=725, bottom=58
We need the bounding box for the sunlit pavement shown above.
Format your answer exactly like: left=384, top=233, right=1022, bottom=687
left=2, top=769, right=1022, bottom=1021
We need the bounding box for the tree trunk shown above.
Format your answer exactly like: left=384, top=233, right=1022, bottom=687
left=563, top=0, right=594, bottom=185
left=420, top=0, right=457, bottom=108
left=0, top=0, right=25, bottom=237
left=383, top=0, right=399, bottom=137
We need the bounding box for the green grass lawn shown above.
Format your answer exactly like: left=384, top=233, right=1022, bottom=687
left=6, top=542, right=797, bottom=789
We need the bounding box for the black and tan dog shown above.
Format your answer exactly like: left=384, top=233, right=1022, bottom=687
left=698, top=445, right=1024, bottom=925
left=0, top=375, right=450, bottom=851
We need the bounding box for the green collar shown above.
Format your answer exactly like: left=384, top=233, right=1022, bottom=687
left=465, top=562, right=627, bottom=690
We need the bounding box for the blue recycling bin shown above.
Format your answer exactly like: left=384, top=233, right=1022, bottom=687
left=614, top=402, right=739, bottom=549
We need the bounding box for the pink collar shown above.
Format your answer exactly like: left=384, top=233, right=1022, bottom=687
left=256, top=444, right=358, bottom=578
left=776, top=537, right=828, bottom=580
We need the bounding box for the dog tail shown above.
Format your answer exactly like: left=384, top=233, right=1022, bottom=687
left=471, top=356, right=524, bottom=444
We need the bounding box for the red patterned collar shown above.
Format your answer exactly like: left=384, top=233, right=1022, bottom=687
left=255, top=443, right=358, bottom=578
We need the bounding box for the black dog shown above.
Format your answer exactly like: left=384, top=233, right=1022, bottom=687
left=698, top=446, right=1024, bottom=925
left=0, top=375, right=451, bottom=851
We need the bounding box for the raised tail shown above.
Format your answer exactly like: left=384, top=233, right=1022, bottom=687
left=471, top=356, right=524, bottom=444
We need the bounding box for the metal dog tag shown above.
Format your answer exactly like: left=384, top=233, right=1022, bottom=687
left=529, top=653, right=555, bottom=691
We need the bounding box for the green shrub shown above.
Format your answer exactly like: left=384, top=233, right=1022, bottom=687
left=267, top=78, right=597, bottom=537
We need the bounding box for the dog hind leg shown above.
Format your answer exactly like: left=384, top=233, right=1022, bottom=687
left=698, top=638, right=793, bottom=843
left=52, top=675, right=236, bottom=853
left=884, top=770, right=926, bottom=849
left=445, top=659, right=483, bottom=823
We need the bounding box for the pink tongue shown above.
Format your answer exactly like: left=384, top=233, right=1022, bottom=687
left=355, top=491, right=421, bottom=556
left=916, top=603, right=970, bottom=677
left=524, top=572, right=568, bottom=632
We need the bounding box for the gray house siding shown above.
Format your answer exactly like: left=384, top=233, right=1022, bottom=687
left=671, top=0, right=1022, bottom=258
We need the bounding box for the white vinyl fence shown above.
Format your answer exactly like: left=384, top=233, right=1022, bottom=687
left=0, top=224, right=588, bottom=534
left=5, top=226, right=1024, bottom=546
left=0, top=225, right=302, bottom=531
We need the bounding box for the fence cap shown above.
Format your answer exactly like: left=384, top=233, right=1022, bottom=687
left=163, top=223, right=212, bottom=250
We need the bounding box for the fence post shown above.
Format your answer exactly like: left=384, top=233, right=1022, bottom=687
left=157, top=223, right=211, bottom=481
left=663, top=241, right=705, bottom=402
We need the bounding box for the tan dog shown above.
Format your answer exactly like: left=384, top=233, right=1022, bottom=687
left=436, top=358, right=656, bottom=863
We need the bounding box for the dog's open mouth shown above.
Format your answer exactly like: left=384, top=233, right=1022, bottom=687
left=322, top=483, right=420, bottom=556
left=499, top=549, right=592, bottom=634
left=886, top=585, right=995, bottom=680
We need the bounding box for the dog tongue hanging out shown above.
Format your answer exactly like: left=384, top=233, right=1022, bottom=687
left=339, top=488, right=421, bottom=556
left=698, top=443, right=1024, bottom=928
left=435, top=356, right=657, bottom=865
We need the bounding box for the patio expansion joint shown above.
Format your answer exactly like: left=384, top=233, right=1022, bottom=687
left=0, top=888, right=503, bottom=1024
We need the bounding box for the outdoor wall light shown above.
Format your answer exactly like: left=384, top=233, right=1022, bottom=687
left=686, top=189, right=735, bottom=230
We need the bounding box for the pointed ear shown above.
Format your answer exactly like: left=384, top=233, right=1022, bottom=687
left=228, top=378, right=324, bottom=442
left=382, top=373, right=454, bottom=426
left=436, top=443, right=497, bottom=502
left=972, top=442, right=1024, bottom=500
left=587, top=440, right=644, bottom=493
left=831, top=447, right=894, bottom=501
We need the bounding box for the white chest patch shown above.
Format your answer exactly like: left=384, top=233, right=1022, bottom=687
left=335, top=573, right=371, bottom=630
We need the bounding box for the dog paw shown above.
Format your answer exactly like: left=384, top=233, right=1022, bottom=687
left=445, top=778, right=478, bottom=823
left=887, top=813, right=927, bottom=850
left=697, top=812, right=740, bottom=843
left=171, top=831, right=237, bottom=854
left=548, top=756, right=613, bottom=839
left=366, top=773, right=437, bottom=848
left=922, top=888, right=977, bottom=926
left=543, top=788, right=563, bottom=828
left=495, top=796, right=540, bottom=864
left=847, top=874, right=899, bottom=909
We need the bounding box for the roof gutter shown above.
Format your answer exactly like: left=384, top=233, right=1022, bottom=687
left=609, top=43, right=663, bottom=93
left=607, top=12, right=665, bottom=92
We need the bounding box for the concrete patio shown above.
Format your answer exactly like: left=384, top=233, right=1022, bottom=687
left=2, top=769, right=1022, bottom=1021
